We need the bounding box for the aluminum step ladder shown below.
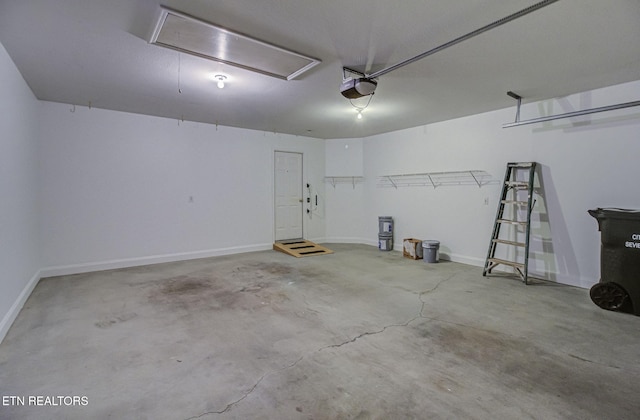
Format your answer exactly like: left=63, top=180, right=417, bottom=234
left=483, top=162, right=537, bottom=284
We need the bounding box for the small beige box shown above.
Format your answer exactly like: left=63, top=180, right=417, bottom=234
left=403, top=238, right=423, bottom=260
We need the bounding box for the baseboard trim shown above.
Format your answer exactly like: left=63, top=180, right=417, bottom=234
left=446, top=253, right=485, bottom=267
left=39, top=243, right=273, bottom=278
left=323, top=237, right=377, bottom=246
left=526, top=270, right=595, bottom=289
left=0, top=270, right=41, bottom=344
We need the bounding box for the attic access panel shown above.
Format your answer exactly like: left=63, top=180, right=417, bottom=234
left=149, top=7, right=320, bottom=80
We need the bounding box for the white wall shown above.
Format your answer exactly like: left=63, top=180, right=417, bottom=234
left=38, top=103, right=326, bottom=276
left=0, top=41, right=41, bottom=341
left=325, top=138, right=368, bottom=243
left=326, top=80, right=640, bottom=288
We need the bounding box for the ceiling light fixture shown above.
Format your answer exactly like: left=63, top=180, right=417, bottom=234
left=341, top=68, right=374, bottom=120
left=214, top=74, right=227, bottom=89
left=349, top=93, right=374, bottom=120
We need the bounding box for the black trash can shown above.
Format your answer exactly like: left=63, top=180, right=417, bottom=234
left=588, top=208, right=640, bottom=315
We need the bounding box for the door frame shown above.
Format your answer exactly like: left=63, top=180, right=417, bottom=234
left=273, top=150, right=304, bottom=241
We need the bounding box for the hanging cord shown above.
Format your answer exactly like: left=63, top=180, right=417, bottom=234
left=349, top=92, right=375, bottom=112
left=176, top=29, right=182, bottom=94
left=177, top=52, right=182, bottom=94
left=177, top=32, right=183, bottom=125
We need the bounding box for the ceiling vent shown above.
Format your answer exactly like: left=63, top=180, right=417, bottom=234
left=148, top=7, right=321, bottom=80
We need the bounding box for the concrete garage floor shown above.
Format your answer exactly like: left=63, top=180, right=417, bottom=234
left=1, top=244, right=639, bottom=419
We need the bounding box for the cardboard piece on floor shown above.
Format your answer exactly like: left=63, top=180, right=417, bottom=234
left=273, top=240, right=333, bottom=258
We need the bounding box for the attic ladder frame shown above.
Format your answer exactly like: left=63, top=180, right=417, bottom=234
left=483, top=162, right=537, bottom=284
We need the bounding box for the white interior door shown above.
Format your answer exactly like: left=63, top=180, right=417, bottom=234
left=274, top=151, right=303, bottom=241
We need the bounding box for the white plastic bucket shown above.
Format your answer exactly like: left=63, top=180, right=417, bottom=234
left=422, top=240, right=440, bottom=263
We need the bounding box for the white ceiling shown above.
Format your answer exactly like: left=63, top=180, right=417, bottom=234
left=1, top=0, right=639, bottom=139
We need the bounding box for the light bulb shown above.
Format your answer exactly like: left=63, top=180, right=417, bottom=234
left=214, top=75, right=227, bottom=89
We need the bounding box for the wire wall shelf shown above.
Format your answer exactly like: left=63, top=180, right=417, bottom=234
left=377, top=170, right=498, bottom=189
left=324, top=176, right=364, bottom=189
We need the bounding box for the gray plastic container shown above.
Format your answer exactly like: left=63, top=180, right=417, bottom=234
left=378, top=233, right=393, bottom=251
left=378, top=216, right=393, bottom=233
left=422, top=240, right=440, bottom=263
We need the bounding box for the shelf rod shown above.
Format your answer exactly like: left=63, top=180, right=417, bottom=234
left=503, top=100, right=640, bottom=128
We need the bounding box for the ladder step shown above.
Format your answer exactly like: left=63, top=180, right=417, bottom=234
left=508, top=162, right=535, bottom=168
left=497, top=219, right=528, bottom=226
left=492, top=239, right=526, bottom=247
left=488, top=258, right=524, bottom=269
left=501, top=200, right=529, bottom=205
left=505, top=181, right=530, bottom=188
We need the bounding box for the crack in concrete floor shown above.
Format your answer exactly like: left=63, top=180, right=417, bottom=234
left=184, top=376, right=265, bottom=418
left=184, top=270, right=460, bottom=419
left=184, top=355, right=306, bottom=419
